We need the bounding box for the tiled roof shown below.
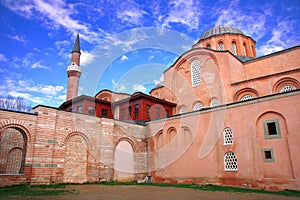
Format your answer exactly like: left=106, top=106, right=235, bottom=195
left=200, top=25, right=244, bottom=40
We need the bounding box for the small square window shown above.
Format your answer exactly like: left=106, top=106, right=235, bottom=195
left=102, top=109, right=108, bottom=117
left=88, top=106, right=95, bottom=116
left=77, top=105, right=82, bottom=113
left=263, top=119, right=281, bottom=139
left=262, top=148, right=275, bottom=162
left=267, top=122, right=277, bottom=135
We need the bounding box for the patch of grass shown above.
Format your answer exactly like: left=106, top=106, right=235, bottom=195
left=96, top=181, right=300, bottom=197
left=0, top=184, right=74, bottom=197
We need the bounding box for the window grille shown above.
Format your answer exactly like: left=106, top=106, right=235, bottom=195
left=210, top=98, right=220, bottom=107
left=193, top=102, right=203, bottom=111
left=179, top=106, right=187, bottom=114
left=223, top=128, right=233, bottom=145
left=191, top=60, right=201, bottom=87
left=218, top=42, right=224, bottom=51
left=224, top=152, right=238, bottom=171
left=280, top=85, right=296, bottom=93
left=240, top=94, right=254, bottom=101
left=232, top=42, right=237, bottom=55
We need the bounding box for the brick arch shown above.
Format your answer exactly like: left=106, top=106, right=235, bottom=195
left=156, top=130, right=164, bottom=150
left=256, top=111, right=287, bottom=131
left=63, top=131, right=90, bottom=183
left=0, top=127, right=27, bottom=174
left=171, top=51, right=220, bottom=106
left=192, top=100, right=204, bottom=111
left=181, top=126, right=193, bottom=146
left=273, top=77, right=300, bottom=93
left=0, top=119, right=32, bottom=144
left=61, top=128, right=90, bottom=148
left=255, top=111, right=294, bottom=179
left=95, top=90, right=113, bottom=101
left=167, top=127, right=177, bottom=147
left=173, top=51, right=219, bottom=72
left=115, top=137, right=136, bottom=152
left=113, top=138, right=135, bottom=181
left=217, top=40, right=225, bottom=50
left=178, top=104, right=188, bottom=113
left=233, top=87, right=259, bottom=102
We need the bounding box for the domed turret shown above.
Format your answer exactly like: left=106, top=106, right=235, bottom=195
left=193, top=25, right=257, bottom=58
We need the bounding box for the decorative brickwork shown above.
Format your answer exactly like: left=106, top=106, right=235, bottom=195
left=63, top=134, right=88, bottom=183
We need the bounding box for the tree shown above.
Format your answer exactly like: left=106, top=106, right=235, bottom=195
left=0, top=96, right=32, bottom=113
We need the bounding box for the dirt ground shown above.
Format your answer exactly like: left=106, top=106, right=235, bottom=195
left=4, top=184, right=300, bottom=200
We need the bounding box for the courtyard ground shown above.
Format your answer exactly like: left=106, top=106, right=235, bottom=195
left=2, top=184, right=299, bottom=200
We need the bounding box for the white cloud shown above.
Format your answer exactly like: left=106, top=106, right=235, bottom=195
left=153, top=75, right=164, bottom=85
left=257, top=16, right=299, bottom=55
left=148, top=55, right=154, bottom=61
left=1, top=76, right=66, bottom=107
left=80, top=50, right=95, bottom=66
left=7, top=34, right=27, bottom=44
left=10, top=53, right=51, bottom=70
left=257, top=45, right=284, bottom=55
left=0, top=53, right=8, bottom=62
left=213, top=0, right=269, bottom=41
left=112, top=79, right=127, bottom=92
left=162, top=0, right=201, bottom=30
left=7, top=91, right=32, bottom=100
left=116, top=7, right=147, bottom=25
left=132, top=84, right=147, bottom=93
left=31, top=62, right=50, bottom=70
left=107, top=34, right=149, bottom=52
left=1, top=0, right=99, bottom=43
left=121, top=55, right=129, bottom=61
left=40, top=85, right=64, bottom=96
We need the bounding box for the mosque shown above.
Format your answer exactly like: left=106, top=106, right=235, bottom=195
left=0, top=25, right=299, bottom=190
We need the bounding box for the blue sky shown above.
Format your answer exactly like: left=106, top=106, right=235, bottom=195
left=0, top=0, right=299, bottom=107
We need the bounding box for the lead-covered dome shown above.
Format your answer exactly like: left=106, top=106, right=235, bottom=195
left=200, top=25, right=244, bottom=40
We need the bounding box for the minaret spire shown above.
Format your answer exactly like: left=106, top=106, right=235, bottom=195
left=72, top=33, right=81, bottom=54
left=66, top=33, right=82, bottom=101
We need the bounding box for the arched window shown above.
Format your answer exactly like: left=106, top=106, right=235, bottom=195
left=223, top=128, right=233, bottom=145
left=280, top=85, right=296, bottom=93
left=252, top=45, right=256, bottom=57
left=206, top=44, right=211, bottom=48
left=243, top=43, right=247, bottom=56
left=210, top=98, right=220, bottom=107
left=0, top=128, right=26, bottom=174
left=224, top=152, right=238, bottom=171
left=193, top=102, right=203, bottom=111
left=240, top=94, right=254, bottom=101
left=273, top=77, right=299, bottom=93
left=218, top=42, right=224, bottom=51
left=232, top=42, right=237, bottom=55
left=156, top=132, right=164, bottom=149
left=191, top=60, right=201, bottom=87
left=179, top=106, right=187, bottom=114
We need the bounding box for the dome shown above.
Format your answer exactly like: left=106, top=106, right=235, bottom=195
left=199, top=25, right=244, bottom=40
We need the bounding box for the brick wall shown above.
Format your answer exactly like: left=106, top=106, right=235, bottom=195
left=0, top=106, right=147, bottom=186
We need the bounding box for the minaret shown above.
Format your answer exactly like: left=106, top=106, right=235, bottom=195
left=66, top=33, right=81, bottom=101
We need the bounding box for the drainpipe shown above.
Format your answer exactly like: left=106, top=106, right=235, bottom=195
left=145, top=123, right=151, bottom=182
